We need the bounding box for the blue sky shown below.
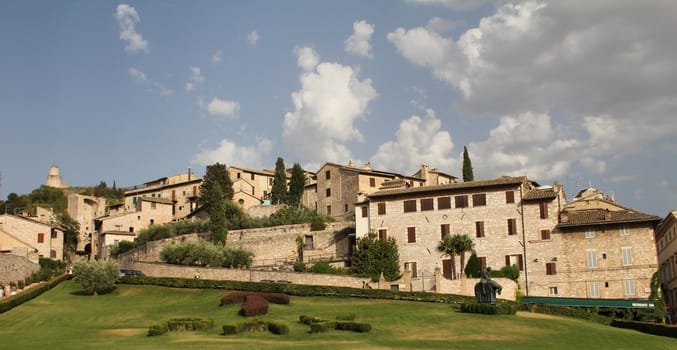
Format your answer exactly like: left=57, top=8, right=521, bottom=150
left=1, top=1, right=676, bottom=217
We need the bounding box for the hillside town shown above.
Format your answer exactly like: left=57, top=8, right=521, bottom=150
left=1, top=162, right=676, bottom=322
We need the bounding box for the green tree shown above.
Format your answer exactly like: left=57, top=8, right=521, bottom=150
left=207, top=181, right=227, bottom=244
left=464, top=252, right=482, bottom=278
left=455, top=234, right=475, bottom=277
left=462, top=145, right=474, bottom=182
left=57, top=212, right=80, bottom=260
left=72, top=260, right=119, bottom=296
left=199, top=163, right=233, bottom=212
left=285, top=163, right=305, bottom=206
left=437, top=234, right=472, bottom=279
left=271, top=157, right=287, bottom=205
left=351, top=233, right=401, bottom=282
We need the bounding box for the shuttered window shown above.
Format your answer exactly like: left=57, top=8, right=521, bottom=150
left=437, top=197, right=451, bottom=209
left=546, top=262, right=557, bottom=275
left=539, top=202, right=549, bottom=219
left=361, top=206, right=368, bottom=218
left=472, top=193, right=486, bottom=207
left=378, top=229, right=387, bottom=241
left=441, top=224, right=450, bottom=239
left=420, top=198, right=434, bottom=211
left=38, top=233, right=44, bottom=243
left=403, top=200, right=417, bottom=213
left=407, top=227, right=416, bottom=243
left=586, top=250, right=598, bottom=268
left=505, top=191, right=515, bottom=203
left=377, top=202, right=386, bottom=215
left=541, top=229, right=551, bottom=240
left=475, top=221, right=485, bottom=238
left=369, top=178, right=376, bottom=187
left=505, top=254, right=524, bottom=271
left=507, top=218, right=517, bottom=235
left=622, top=247, right=633, bottom=266
left=455, top=195, right=469, bottom=208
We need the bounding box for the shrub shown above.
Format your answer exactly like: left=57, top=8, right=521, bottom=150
left=610, top=319, right=677, bottom=338
left=241, top=294, right=269, bottom=317
left=310, top=320, right=337, bottom=333
left=222, top=247, right=254, bottom=268
left=500, top=265, right=520, bottom=281
left=310, top=261, right=333, bottom=274
left=222, top=319, right=288, bottom=335
left=460, top=303, right=516, bottom=315
left=267, top=320, right=289, bottom=335
left=518, top=303, right=613, bottom=325
left=148, top=317, right=213, bottom=336
left=147, top=321, right=169, bottom=336
left=293, top=261, right=307, bottom=272
left=299, top=315, right=325, bottom=325
left=336, top=313, right=355, bottom=321
left=220, top=291, right=250, bottom=306
left=310, top=218, right=326, bottom=231
left=336, top=321, right=371, bottom=333
left=17, top=280, right=25, bottom=289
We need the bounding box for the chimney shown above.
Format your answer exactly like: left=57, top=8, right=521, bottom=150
left=363, top=162, right=372, bottom=171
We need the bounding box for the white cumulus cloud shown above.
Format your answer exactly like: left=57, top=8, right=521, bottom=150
left=283, top=47, right=377, bottom=164
left=371, top=109, right=457, bottom=173
left=115, top=4, right=149, bottom=54
left=192, top=137, right=272, bottom=167
left=207, top=97, right=240, bottom=118
left=128, top=67, right=173, bottom=96
left=344, top=20, right=374, bottom=58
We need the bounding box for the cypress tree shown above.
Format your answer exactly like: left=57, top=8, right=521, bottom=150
left=271, top=157, right=287, bottom=205
left=285, top=163, right=305, bottom=206
left=462, top=145, right=474, bottom=182
left=208, top=181, right=227, bottom=244
left=200, top=163, right=233, bottom=212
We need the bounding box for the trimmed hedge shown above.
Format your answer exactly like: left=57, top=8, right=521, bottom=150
left=120, top=276, right=478, bottom=305
left=241, top=294, right=268, bottom=317
left=336, top=313, right=356, bottom=321
left=148, top=317, right=214, bottom=336
left=0, top=274, right=68, bottom=314
left=309, top=320, right=371, bottom=333
left=610, top=320, right=677, bottom=338
left=460, top=303, right=517, bottom=315
left=220, top=291, right=291, bottom=317
left=299, top=315, right=326, bottom=325
left=222, top=319, right=289, bottom=335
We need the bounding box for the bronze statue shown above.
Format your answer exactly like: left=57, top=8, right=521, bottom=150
left=474, top=267, right=502, bottom=304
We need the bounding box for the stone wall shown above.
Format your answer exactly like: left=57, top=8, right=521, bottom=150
left=117, top=222, right=354, bottom=268
left=0, top=254, right=39, bottom=286
left=433, top=268, right=517, bottom=301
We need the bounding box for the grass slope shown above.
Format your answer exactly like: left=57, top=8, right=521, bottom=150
left=0, top=281, right=673, bottom=350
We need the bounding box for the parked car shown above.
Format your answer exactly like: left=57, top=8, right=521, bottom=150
left=119, top=269, right=145, bottom=277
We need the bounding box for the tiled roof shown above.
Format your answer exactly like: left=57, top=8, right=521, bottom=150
left=557, top=208, right=660, bottom=228
left=368, top=176, right=526, bottom=198
left=523, top=188, right=558, bottom=201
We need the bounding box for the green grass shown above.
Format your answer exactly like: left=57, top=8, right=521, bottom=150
left=0, top=281, right=674, bottom=349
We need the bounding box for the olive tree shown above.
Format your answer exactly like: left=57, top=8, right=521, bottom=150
left=72, top=260, right=120, bottom=295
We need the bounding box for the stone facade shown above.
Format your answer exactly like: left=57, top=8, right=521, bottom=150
left=228, top=166, right=277, bottom=208
left=67, top=192, right=107, bottom=252
left=654, top=210, right=676, bottom=319
left=123, top=172, right=201, bottom=221
left=0, top=214, right=64, bottom=260
left=0, top=253, right=39, bottom=287
left=554, top=194, right=661, bottom=299
left=360, top=176, right=562, bottom=295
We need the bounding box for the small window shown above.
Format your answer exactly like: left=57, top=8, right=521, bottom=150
left=129, top=227, right=134, bottom=232
left=151, top=202, right=157, bottom=209
left=507, top=218, right=517, bottom=235
left=437, top=197, right=451, bottom=210
left=540, top=229, right=551, bottom=240
left=344, top=204, right=348, bottom=212
left=251, top=173, right=255, bottom=180
left=407, top=227, right=416, bottom=243
left=304, top=235, right=313, bottom=249
left=585, top=228, right=595, bottom=239
left=589, top=281, right=600, bottom=298
left=378, top=202, right=386, bottom=215
left=50, top=249, right=56, bottom=259
left=546, top=262, right=557, bottom=275
left=472, top=193, right=486, bottom=207
left=325, top=170, right=331, bottom=180
left=455, top=195, right=469, bottom=208
left=619, top=225, right=629, bottom=236
left=441, top=224, right=450, bottom=239
left=420, top=198, right=434, bottom=211
left=403, top=200, right=417, bottom=213
left=51, top=229, right=58, bottom=239
left=326, top=188, right=331, bottom=197
left=586, top=250, right=598, bottom=268
left=622, top=247, right=633, bottom=266
left=237, top=172, right=241, bottom=179
left=549, top=287, right=558, bottom=295
left=369, top=178, right=376, bottom=187
left=404, top=262, right=418, bottom=278
left=38, top=233, right=45, bottom=243
left=623, top=279, right=635, bottom=296
left=361, top=206, right=368, bottom=218
left=475, top=221, right=485, bottom=238
left=326, top=205, right=332, bottom=215
left=378, top=229, right=387, bottom=241
left=505, top=191, right=515, bottom=204
left=505, top=254, right=524, bottom=271
left=539, top=202, right=549, bottom=219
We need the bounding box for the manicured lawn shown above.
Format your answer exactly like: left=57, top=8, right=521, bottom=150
left=0, top=281, right=674, bottom=349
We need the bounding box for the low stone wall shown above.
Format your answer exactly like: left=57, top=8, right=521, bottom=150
left=0, top=253, right=39, bottom=286
left=129, top=261, right=367, bottom=289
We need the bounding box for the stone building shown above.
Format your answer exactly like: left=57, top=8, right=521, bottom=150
left=45, top=165, right=68, bottom=188
left=0, top=213, right=64, bottom=261
left=553, top=189, right=661, bottom=299
left=228, top=166, right=278, bottom=208
left=95, top=197, right=174, bottom=258
left=67, top=192, right=107, bottom=254
left=357, top=176, right=563, bottom=294
left=123, top=171, right=201, bottom=221
left=654, top=210, right=676, bottom=319
left=310, top=162, right=455, bottom=220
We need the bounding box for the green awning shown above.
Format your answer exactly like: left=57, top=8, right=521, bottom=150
left=521, top=297, right=655, bottom=309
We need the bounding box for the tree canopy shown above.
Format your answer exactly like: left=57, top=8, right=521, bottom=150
left=351, top=233, right=401, bottom=282
left=199, top=163, right=233, bottom=212
left=72, top=260, right=119, bottom=296
left=207, top=181, right=227, bottom=244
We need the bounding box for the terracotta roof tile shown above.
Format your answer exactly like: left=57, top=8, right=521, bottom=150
left=368, top=176, right=526, bottom=198
left=557, top=208, right=660, bottom=228
left=523, top=188, right=558, bottom=201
